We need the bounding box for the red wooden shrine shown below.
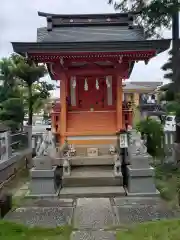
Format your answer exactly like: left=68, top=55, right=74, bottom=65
left=12, top=11, right=170, bottom=145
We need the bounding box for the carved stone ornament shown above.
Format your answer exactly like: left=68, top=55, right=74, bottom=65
left=113, top=154, right=121, bottom=176
left=63, top=151, right=71, bottom=176
left=109, top=145, right=116, bottom=155
left=69, top=144, right=76, bottom=156
left=134, top=132, right=147, bottom=155
left=84, top=78, right=88, bottom=91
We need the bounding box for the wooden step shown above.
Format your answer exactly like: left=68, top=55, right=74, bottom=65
left=62, top=166, right=122, bottom=187
left=59, top=186, right=125, bottom=198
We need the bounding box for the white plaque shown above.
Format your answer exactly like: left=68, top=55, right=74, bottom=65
left=119, top=134, right=128, bottom=148
left=87, top=148, right=98, bottom=157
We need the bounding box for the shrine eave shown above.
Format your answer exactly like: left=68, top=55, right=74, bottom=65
left=12, top=39, right=171, bottom=56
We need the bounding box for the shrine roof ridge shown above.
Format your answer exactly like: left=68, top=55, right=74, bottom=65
left=38, top=11, right=137, bottom=29
left=38, top=11, right=138, bottom=19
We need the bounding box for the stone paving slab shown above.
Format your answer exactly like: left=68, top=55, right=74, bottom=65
left=113, top=197, right=165, bottom=207
left=113, top=197, right=178, bottom=225
left=18, top=198, right=75, bottom=207
left=73, top=198, right=116, bottom=229
left=71, top=231, right=116, bottom=240
left=5, top=207, right=73, bottom=227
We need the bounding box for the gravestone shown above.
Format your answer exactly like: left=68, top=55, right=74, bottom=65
left=127, top=131, right=159, bottom=196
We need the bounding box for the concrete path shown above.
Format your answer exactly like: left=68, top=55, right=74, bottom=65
left=4, top=196, right=180, bottom=240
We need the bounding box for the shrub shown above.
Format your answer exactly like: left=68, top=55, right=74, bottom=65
left=136, top=118, right=164, bottom=159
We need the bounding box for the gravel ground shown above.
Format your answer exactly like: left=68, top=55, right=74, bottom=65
left=4, top=196, right=180, bottom=239
left=5, top=207, right=73, bottom=228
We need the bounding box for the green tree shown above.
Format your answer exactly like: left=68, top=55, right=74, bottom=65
left=136, top=118, right=164, bottom=159
left=11, top=54, right=47, bottom=125
left=21, top=81, right=54, bottom=116
left=0, top=55, right=55, bottom=130
left=109, top=1, right=180, bottom=91
left=161, top=49, right=180, bottom=92
left=0, top=58, right=25, bottom=130
left=0, top=98, right=24, bottom=132
left=108, top=0, right=180, bottom=38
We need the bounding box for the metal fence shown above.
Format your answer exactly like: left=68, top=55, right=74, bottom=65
left=10, top=131, right=29, bottom=152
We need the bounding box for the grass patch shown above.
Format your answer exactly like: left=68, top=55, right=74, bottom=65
left=117, top=219, right=180, bottom=240
left=0, top=221, right=72, bottom=240
left=155, top=164, right=180, bottom=207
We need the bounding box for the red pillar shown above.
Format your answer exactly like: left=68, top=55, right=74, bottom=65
left=116, top=75, right=123, bottom=131
left=59, top=73, right=67, bottom=144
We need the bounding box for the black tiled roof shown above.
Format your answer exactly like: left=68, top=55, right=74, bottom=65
left=12, top=40, right=171, bottom=54
left=37, top=26, right=144, bottom=43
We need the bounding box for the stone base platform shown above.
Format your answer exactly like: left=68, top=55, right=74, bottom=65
left=62, top=166, right=122, bottom=187
left=25, top=188, right=60, bottom=198
left=125, top=189, right=160, bottom=197
left=59, top=186, right=125, bottom=198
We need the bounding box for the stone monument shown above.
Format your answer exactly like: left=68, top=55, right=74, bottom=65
left=127, top=131, right=159, bottom=196
left=63, top=151, right=71, bottom=176
left=0, top=124, right=11, bottom=161
left=113, top=154, right=121, bottom=176
left=28, top=130, right=58, bottom=197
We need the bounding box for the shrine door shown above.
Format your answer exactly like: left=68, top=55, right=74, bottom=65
left=78, top=76, right=105, bottom=110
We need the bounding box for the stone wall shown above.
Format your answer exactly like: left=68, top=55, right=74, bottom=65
left=0, top=149, right=32, bottom=184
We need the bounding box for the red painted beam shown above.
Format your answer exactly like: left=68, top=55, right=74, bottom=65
left=29, top=50, right=156, bottom=59
left=50, top=61, right=129, bottom=79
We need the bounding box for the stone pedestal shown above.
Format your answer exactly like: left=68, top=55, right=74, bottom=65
left=127, top=154, right=159, bottom=197
left=33, top=156, right=53, bottom=170
left=27, top=156, right=59, bottom=197
left=29, top=167, right=57, bottom=196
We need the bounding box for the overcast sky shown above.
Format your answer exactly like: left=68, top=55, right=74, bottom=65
left=0, top=0, right=177, bottom=97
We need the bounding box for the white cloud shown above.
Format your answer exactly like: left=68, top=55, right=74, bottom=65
left=0, top=0, right=176, bottom=99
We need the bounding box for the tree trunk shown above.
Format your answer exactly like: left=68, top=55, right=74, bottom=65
left=28, top=84, right=33, bottom=125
